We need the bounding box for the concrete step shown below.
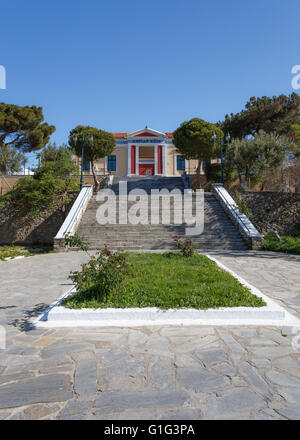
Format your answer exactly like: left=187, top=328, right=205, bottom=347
left=76, top=178, right=248, bottom=250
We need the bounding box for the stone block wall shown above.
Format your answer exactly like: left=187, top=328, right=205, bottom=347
left=231, top=191, right=300, bottom=237
left=0, top=192, right=78, bottom=245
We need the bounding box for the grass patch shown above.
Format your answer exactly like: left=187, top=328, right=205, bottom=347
left=0, top=244, right=54, bottom=261
left=263, top=234, right=300, bottom=254
left=62, top=253, right=266, bottom=310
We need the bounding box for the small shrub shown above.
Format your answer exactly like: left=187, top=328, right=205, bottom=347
left=1, top=155, right=79, bottom=218
left=263, top=234, right=300, bottom=254
left=66, top=247, right=129, bottom=301
left=232, top=191, right=253, bottom=220
left=63, top=232, right=90, bottom=252
left=172, top=235, right=197, bottom=257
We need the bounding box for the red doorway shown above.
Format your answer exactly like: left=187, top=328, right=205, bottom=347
left=139, top=164, right=154, bottom=175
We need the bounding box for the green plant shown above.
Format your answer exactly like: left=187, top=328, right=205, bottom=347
left=172, top=235, right=197, bottom=257
left=232, top=191, right=253, bottom=220
left=263, top=234, right=300, bottom=254
left=0, top=103, right=55, bottom=153
left=173, top=118, right=222, bottom=188
left=0, top=244, right=53, bottom=261
left=63, top=232, right=90, bottom=253
left=225, top=130, right=295, bottom=186
left=69, top=125, right=116, bottom=190
left=67, top=247, right=129, bottom=301
left=62, top=253, right=266, bottom=310
left=1, top=154, right=79, bottom=217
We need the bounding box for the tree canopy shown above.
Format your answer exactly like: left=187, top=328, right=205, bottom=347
left=0, top=103, right=55, bottom=153
left=40, top=142, right=74, bottom=164
left=69, top=125, right=115, bottom=190
left=35, top=143, right=77, bottom=180
left=0, top=145, right=25, bottom=174
left=225, top=130, right=296, bottom=187
left=173, top=118, right=222, bottom=187
left=222, top=94, right=300, bottom=139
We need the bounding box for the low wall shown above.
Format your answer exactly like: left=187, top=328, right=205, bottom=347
left=232, top=191, right=300, bottom=237
left=0, top=192, right=78, bottom=245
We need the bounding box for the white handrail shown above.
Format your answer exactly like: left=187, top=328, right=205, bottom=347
left=212, top=183, right=263, bottom=249
left=55, top=185, right=93, bottom=241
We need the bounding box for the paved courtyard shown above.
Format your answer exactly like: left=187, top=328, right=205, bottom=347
left=0, top=250, right=300, bottom=420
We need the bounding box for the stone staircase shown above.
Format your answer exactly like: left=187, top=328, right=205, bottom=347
left=77, top=177, right=248, bottom=250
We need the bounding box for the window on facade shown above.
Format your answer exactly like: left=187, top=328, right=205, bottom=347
left=107, top=155, right=116, bottom=172
left=176, top=155, right=185, bottom=171
left=82, top=162, right=90, bottom=171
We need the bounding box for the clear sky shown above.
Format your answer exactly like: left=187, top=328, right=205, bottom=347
left=1, top=0, right=299, bottom=167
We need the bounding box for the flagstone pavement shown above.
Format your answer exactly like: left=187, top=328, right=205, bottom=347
left=0, top=250, right=300, bottom=420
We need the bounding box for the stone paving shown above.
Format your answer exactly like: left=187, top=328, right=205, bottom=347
left=0, top=250, right=300, bottom=420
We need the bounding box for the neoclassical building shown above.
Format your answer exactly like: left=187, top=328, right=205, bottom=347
left=81, top=127, right=199, bottom=176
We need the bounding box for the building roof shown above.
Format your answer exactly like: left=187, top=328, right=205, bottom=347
left=112, top=130, right=173, bottom=139
left=112, top=133, right=127, bottom=139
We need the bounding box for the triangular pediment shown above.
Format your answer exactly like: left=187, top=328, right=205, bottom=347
left=127, top=127, right=167, bottom=139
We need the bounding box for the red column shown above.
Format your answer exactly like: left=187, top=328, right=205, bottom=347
left=131, top=146, right=136, bottom=174
left=157, top=145, right=162, bottom=174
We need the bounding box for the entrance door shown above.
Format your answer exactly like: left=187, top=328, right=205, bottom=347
left=139, top=164, right=155, bottom=175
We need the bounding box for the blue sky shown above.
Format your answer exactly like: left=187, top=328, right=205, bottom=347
left=1, top=0, right=299, bottom=167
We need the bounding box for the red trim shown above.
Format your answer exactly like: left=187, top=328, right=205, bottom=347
left=131, top=146, right=136, bottom=174
left=135, top=132, right=158, bottom=137
left=157, top=145, right=162, bottom=174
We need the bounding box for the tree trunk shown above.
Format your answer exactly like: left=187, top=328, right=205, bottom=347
left=245, top=167, right=250, bottom=188
left=196, top=153, right=202, bottom=189
left=91, top=160, right=100, bottom=191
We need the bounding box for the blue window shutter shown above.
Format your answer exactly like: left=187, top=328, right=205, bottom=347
left=107, top=155, right=116, bottom=171
left=177, top=155, right=185, bottom=171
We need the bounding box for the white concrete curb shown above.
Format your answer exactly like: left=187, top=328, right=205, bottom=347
left=3, top=255, right=25, bottom=261
left=34, top=255, right=300, bottom=328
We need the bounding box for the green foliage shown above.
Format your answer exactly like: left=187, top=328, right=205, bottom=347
left=0, top=244, right=53, bottom=261
left=65, top=247, right=129, bottom=302
left=232, top=191, right=253, bottom=219
left=41, top=143, right=73, bottom=163
left=225, top=130, right=295, bottom=184
left=62, top=253, right=266, bottom=310
left=35, top=148, right=77, bottom=179
left=263, top=234, right=300, bottom=254
left=204, top=161, right=236, bottom=183
left=0, top=144, right=25, bottom=174
left=2, top=153, right=78, bottom=217
left=0, top=103, right=55, bottom=152
left=173, top=118, right=222, bottom=188
left=172, top=235, right=197, bottom=257
left=204, top=161, right=221, bottom=182
left=222, top=94, right=300, bottom=139
left=69, top=125, right=115, bottom=189
left=63, top=232, right=90, bottom=252
left=173, top=118, right=222, bottom=161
